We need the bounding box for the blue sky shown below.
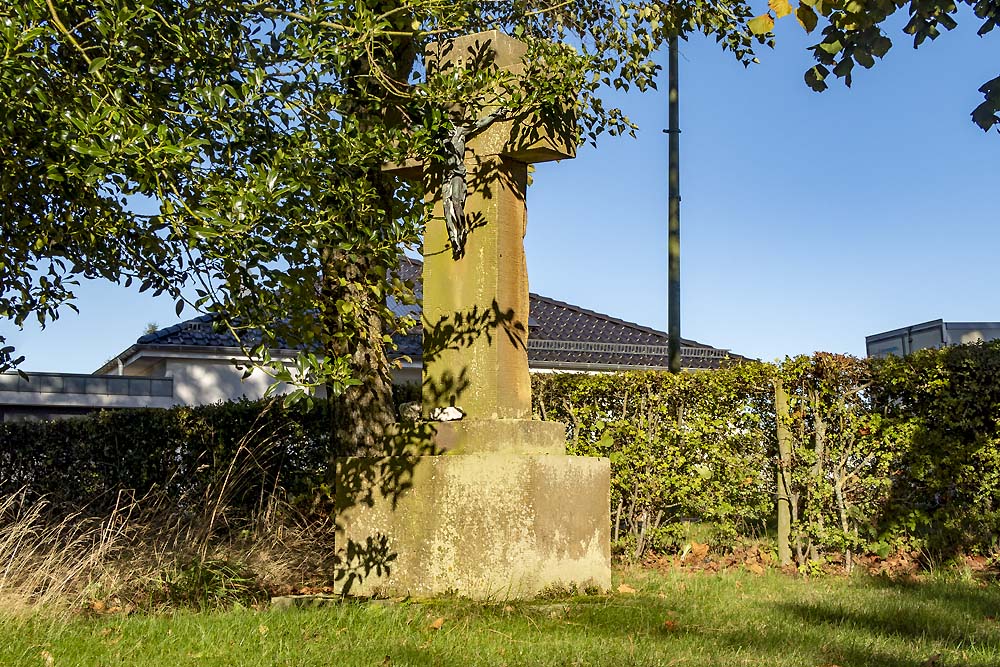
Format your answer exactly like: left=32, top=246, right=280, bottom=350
left=6, top=13, right=998, bottom=373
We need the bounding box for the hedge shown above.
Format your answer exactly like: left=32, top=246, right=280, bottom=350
left=532, top=363, right=776, bottom=556
left=5, top=343, right=1000, bottom=567
left=535, top=341, right=1000, bottom=565
left=0, top=399, right=335, bottom=513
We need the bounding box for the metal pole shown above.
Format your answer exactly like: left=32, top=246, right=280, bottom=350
left=667, top=34, right=681, bottom=374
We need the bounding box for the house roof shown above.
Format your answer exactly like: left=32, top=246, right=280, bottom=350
left=123, top=259, right=742, bottom=372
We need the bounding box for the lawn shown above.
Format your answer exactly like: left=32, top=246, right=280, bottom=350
left=3, top=567, right=999, bottom=667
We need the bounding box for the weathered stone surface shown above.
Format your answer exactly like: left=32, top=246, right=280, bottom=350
left=431, top=419, right=566, bottom=455
left=335, top=453, right=610, bottom=599
left=425, top=30, right=575, bottom=164
left=421, top=156, right=532, bottom=420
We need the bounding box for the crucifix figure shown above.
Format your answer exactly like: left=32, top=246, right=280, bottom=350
left=441, top=111, right=503, bottom=259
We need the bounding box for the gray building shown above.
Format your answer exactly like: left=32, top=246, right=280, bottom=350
left=866, top=319, right=1000, bottom=358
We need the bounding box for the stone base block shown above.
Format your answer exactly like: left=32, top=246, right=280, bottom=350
left=335, top=453, right=610, bottom=599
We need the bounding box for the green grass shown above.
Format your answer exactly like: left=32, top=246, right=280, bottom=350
left=3, top=568, right=1000, bottom=667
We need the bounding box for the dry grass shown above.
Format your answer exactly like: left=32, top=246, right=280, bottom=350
left=0, top=420, right=341, bottom=615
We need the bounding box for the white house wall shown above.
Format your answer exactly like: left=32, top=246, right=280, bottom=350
left=163, top=359, right=283, bottom=405
left=161, top=358, right=421, bottom=406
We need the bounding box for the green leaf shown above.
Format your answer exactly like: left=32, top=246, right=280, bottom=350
left=796, top=4, right=819, bottom=33
left=88, top=57, right=107, bottom=74
left=819, top=40, right=843, bottom=55
left=805, top=65, right=830, bottom=92
left=854, top=48, right=875, bottom=69
left=870, top=36, right=892, bottom=58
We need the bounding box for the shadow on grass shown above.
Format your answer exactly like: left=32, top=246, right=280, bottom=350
left=680, top=575, right=1000, bottom=667
left=450, top=574, right=1000, bottom=667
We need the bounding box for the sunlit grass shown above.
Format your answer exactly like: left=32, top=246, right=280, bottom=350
left=4, top=567, right=1000, bottom=666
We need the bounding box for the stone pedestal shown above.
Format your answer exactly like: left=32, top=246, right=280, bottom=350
left=335, top=453, right=610, bottom=599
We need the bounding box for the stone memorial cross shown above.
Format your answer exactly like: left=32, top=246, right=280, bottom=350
left=411, top=31, right=575, bottom=453
left=339, top=31, right=609, bottom=600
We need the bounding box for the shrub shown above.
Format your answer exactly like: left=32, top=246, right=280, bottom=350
left=0, top=399, right=335, bottom=514
left=533, top=363, right=776, bottom=560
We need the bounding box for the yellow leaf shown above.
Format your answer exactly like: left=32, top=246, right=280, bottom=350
left=769, top=0, right=794, bottom=18
left=748, top=13, right=775, bottom=35
left=429, top=617, right=445, bottom=630
left=258, top=624, right=269, bottom=636
left=617, top=583, right=637, bottom=594
left=796, top=4, right=819, bottom=33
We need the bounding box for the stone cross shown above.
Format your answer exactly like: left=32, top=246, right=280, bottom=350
left=339, top=33, right=610, bottom=599
left=415, top=31, right=575, bottom=443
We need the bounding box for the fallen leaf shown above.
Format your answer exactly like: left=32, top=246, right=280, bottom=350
left=921, top=655, right=941, bottom=667
left=662, top=619, right=679, bottom=632
left=429, top=617, right=445, bottom=630
left=617, top=584, right=637, bottom=594
left=40, top=650, right=54, bottom=666
left=502, top=605, right=514, bottom=612
left=258, top=624, right=269, bottom=636
left=381, top=656, right=392, bottom=667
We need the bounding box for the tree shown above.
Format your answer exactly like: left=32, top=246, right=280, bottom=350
left=1, top=0, right=243, bottom=373
left=746, top=0, right=1000, bottom=132
left=3, top=0, right=764, bottom=450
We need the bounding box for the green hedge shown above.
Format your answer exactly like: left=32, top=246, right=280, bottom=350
left=533, top=363, right=777, bottom=556
left=535, top=341, right=1000, bottom=565
left=6, top=345, right=1000, bottom=566
left=0, top=399, right=335, bottom=513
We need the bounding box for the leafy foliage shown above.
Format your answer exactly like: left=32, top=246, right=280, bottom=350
left=7, top=343, right=1000, bottom=566
left=537, top=342, right=1000, bottom=565
left=533, top=365, right=777, bottom=559
left=0, top=0, right=764, bottom=433
left=871, top=342, right=1000, bottom=560
left=747, top=0, right=1000, bottom=131
left=0, top=399, right=335, bottom=512
left=776, top=353, right=906, bottom=569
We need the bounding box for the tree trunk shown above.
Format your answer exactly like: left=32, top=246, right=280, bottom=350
left=774, top=380, right=793, bottom=566
left=791, top=492, right=805, bottom=566
left=321, top=248, right=396, bottom=456
left=808, top=388, right=827, bottom=562
left=833, top=479, right=854, bottom=574
left=613, top=497, right=623, bottom=543
left=316, top=1, right=417, bottom=457
left=635, top=509, right=648, bottom=561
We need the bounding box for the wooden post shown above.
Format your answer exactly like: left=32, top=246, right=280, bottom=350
left=774, top=379, right=793, bottom=566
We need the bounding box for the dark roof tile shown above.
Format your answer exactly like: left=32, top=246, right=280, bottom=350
left=137, top=258, right=744, bottom=370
